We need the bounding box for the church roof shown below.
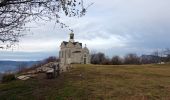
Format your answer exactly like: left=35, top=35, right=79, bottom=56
left=62, top=41, right=82, bottom=47
left=63, top=41, right=68, bottom=45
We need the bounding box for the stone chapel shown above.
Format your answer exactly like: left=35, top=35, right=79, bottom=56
left=59, top=32, right=90, bottom=65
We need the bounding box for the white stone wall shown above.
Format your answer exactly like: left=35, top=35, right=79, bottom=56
left=59, top=42, right=90, bottom=66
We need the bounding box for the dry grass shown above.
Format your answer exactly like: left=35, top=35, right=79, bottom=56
left=0, top=64, right=170, bottom=100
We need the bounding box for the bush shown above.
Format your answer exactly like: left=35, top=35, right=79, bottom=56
left=2, top=74, right=16, bottom=83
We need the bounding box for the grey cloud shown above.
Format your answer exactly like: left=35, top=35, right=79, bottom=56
left=1, top=0, right=170, bottom=60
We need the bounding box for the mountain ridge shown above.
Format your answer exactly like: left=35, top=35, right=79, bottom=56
left=0, top=60, right=40, bottom=73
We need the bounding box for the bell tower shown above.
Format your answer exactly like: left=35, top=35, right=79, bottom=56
left=69, top=32, right=74, bottom=42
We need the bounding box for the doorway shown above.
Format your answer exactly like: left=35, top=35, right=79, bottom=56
left=84, top=58, right=86, bottom=64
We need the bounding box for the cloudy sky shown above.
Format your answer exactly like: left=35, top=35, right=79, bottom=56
left=1, top=0, right=170, bottom=61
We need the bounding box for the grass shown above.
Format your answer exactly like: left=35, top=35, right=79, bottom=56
left=0, top=64, right=170, bottom=100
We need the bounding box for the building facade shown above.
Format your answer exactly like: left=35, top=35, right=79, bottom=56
left=59, top=32, right=90, bottom=65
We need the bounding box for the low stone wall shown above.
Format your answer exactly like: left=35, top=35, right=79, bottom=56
left=16, top=62, right=72, bottom=80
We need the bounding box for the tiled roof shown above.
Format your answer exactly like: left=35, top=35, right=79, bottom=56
left=62, top=41, right=82, bottom=47
left=63, top=41, right=68, bottom=45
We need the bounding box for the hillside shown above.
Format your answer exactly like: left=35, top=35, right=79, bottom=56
left=0, top=64, right=170, bottom=100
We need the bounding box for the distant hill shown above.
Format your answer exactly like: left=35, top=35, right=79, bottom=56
left=0, top=61, right=40, bottom=73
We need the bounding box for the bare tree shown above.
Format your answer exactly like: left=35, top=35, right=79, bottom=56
left=162, top=48, right=170, bottom=62
left=0, top=0, right=92, bottom=48
left=111, top=56, right=122, bottom=65
left=102, top=57, right=111, bottom=65
left=124, top=53, right=140, bottom=64
left=44, top=56, right=59, bottom=63
left=152, top=50, right=161, bottom=63
left=91, top=52, right=106, bottom=65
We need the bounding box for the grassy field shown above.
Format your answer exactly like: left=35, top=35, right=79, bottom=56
left=0, top=64, right=170, bottom=100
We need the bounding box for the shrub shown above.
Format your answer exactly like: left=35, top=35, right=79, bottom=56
left=2, top=74, right=16, bottom=83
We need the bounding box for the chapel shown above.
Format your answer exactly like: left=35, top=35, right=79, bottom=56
left=59, top=32, right=90, bottom=65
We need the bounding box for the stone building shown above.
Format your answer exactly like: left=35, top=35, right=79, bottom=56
left=59, top=32, right=90, bottom=66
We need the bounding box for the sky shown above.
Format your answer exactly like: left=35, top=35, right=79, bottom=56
left=1, top=0, right=170, bottom=61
